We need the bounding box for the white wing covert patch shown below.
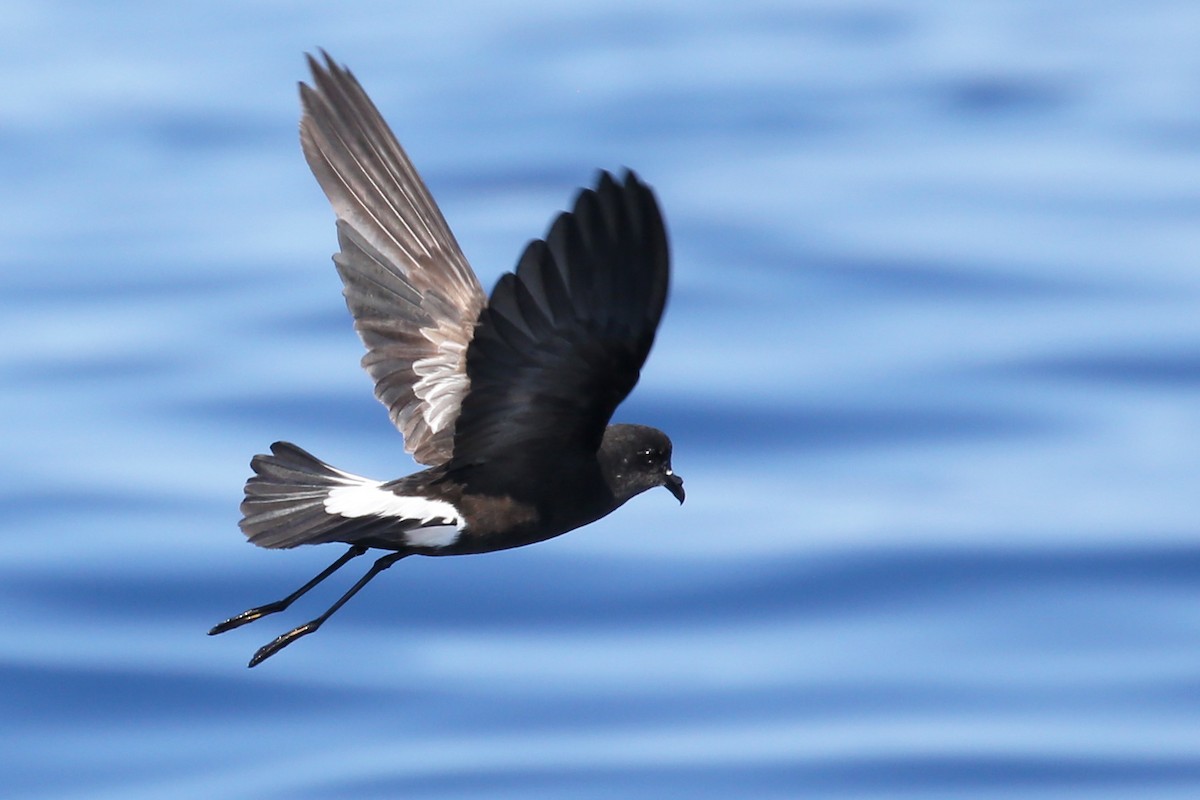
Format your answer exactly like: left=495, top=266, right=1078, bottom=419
left=412, top=334, right=470, bottom=433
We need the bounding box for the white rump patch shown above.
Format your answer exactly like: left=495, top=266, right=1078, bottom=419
left=323, top=474, right=463, bottom=548
left=403, top=525, right=461, bottom=548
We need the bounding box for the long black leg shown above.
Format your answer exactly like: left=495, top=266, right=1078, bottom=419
left=247, top=551, right=408, bottom=667
left=209, top=544, right=368, bottom=635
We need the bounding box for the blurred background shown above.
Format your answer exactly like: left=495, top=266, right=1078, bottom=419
left=3, top=1, right=1200, bottom=797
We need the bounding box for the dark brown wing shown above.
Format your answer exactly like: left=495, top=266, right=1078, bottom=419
left=299, top=52, right=486, bottom=466
left=449, top=170, right=670, bottom=471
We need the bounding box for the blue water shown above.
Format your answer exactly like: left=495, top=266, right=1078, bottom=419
left=3, top=2, right=1200, bottom=797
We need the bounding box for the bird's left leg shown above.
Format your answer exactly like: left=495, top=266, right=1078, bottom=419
left=246, top=551, right=409, bottom=667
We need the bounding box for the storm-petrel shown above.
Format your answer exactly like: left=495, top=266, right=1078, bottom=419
left=210, top=53, right=683, bottom=667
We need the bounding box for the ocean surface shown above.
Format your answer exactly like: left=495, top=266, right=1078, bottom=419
left=3, top=2, right=1200, bottom=798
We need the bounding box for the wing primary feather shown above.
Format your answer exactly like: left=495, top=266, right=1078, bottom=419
left=312, top=52, right=470, bottom=281
left=304, top=63, right=432, bottom=262
left=449, top=169, right=672, bottom=468
left=298, top=53, right=489, bottom=466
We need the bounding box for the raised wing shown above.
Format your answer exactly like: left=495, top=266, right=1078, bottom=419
left=449, top=170, right=670, bottom=472
left=299, top=52, right=486, bottom=466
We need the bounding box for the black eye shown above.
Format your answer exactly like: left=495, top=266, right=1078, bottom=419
left=636, top=449, right=659, bottom=467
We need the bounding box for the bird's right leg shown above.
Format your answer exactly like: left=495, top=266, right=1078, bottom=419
left=247, top=550, right=408, bottom=667
left=208, top=544, right=368, bottom=635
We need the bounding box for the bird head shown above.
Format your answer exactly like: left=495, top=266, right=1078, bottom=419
left=599, top=423, right=685, bottom=506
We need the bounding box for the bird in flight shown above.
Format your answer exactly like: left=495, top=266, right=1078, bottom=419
left=210, top=52, right=683, bottom=667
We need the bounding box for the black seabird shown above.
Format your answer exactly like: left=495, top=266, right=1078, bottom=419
left=210, top=53, right=684, bottom=667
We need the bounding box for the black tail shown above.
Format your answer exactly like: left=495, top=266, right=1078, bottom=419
left=240, top=442, right=379, bottom=549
